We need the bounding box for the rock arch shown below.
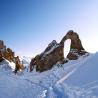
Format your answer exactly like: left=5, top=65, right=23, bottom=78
left=30, top=30, right=87, bottom=72
left=60, top=30, right=84, bottom=50
left=60, top=30, right=87, bottom=60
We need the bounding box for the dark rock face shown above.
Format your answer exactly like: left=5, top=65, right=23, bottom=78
left=0, top=40, right=4, bottom=49
left=3, top=48, right=15, bottom=62
left=36, top=45, right=64, bottom=72
left=30, top=58, right=36, bottom=72
left=67, top=51, right=78, bottom=60
left=30, top=40, right=64, bottom=72
left=14, top=56, right=24, bottom=73
left=67, top=49, right=87, bottom=60
left=30, top=30, right=87, bottom=72
left=0, top=51, right=4, bottom=62
left=0, top=40, right=24, bottom=72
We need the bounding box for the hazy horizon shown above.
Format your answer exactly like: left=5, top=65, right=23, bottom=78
left=0, top=0, right=98, bottom=57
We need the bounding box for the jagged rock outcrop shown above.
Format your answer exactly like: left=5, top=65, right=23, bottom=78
left=30, top=30, right=87, bottom=72
left=30, top=40, right=65, bottom=72
left=0, top=40, right=24, bottom=73
left=14, top=56, right=24, bottom=73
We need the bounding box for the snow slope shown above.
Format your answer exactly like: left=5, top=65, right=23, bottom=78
left=0, top=52, right=98, bottom=98
left=65, top=52, right=98, bottom=86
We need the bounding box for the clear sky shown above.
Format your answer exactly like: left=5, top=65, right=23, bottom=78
left=0, top=0, right=98, bottom=57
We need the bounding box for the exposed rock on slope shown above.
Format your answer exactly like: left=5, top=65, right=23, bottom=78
left=30, top=40, right=65, bottom=72
left=30, top=30, right=87, bottom=72
left=0, top=40, right=24, bottom=73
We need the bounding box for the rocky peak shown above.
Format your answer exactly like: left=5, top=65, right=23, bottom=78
left=44, top=40, right=58, bottom=53
left=0, top=40, right=24, bottom=73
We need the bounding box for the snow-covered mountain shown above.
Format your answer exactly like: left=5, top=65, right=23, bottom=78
left=0, top=52, right=98, bottom=98
left=20, top=56, right=31, bottom=67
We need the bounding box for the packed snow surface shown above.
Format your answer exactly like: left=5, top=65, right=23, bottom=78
left=0, top=52, right=98, bottom=98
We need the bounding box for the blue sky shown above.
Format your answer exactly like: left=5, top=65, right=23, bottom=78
left=0, top=0, right=98, bottom=57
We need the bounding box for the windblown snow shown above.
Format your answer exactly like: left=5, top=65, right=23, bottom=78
left=0, top=52, right=98, bottom=98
